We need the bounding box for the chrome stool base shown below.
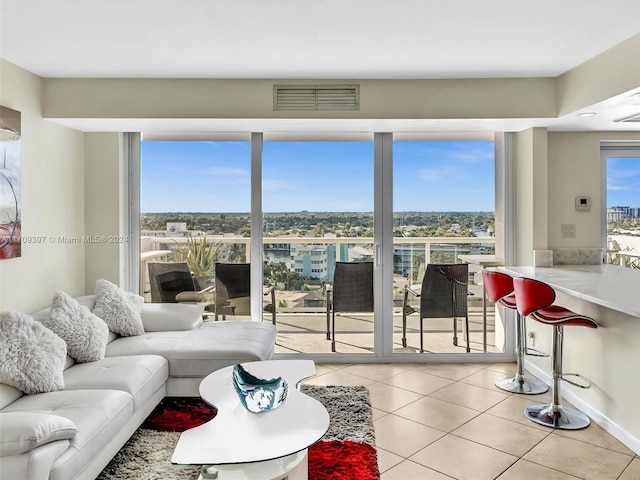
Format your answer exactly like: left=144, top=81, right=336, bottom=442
left=495, top=375, right=549, bottom=394
left=525, top=403, right=591, bottom=430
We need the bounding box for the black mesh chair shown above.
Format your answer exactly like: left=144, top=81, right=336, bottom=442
left=214, top=262, right=276, bottom=324
left=147, top=262, right=215, bottom=311
left=326, top=261, right=374, bottom=352
left=402, top=263, right=470, bottom=353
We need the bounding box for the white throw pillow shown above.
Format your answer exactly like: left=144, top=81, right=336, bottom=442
left=0, top=312, right=66, bottom=394
left=0, top=412, right=78, bottom=456
left=93, top=279, right=145, bottom=336
left=43, top=292, right=109, bottom=363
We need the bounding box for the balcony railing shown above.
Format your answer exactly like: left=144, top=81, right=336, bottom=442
left=141, top=235, right=496, bottom=305
left=141, top=235, right=500, bottom=354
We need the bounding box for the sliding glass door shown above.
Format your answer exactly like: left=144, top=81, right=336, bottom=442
left=135, top=132, right=507, bottom=360
left=262, top=138, right=375, bottom=354
left=392, top=136, right=502, bottom=355
left=139, top=139, right=251, bottom=310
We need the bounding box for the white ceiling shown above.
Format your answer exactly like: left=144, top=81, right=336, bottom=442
left=2, top=0, right=640, bottom=133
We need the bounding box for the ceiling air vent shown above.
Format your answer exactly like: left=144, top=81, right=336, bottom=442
left=614, top=112, right=640, bottom=123
left=274, top=85, right=359, bottom=111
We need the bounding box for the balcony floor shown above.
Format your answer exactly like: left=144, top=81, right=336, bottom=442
left=210, top=309, right=501, bottom=355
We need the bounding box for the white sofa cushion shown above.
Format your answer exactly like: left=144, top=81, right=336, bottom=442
left=42, top=292, right=109, bottom=363
left=63, top=355, right=167, bottom=410
left=105, top=321, right=277, bottom=377
left=3, top=389, right=134, bottom=480
left=0, top=412, right=78, bottom=456
left=93, top=279, right=145, bottom=336
left=0, top=312, right=67, bottom=394
left=141, top=303, right=204, bottom=331
left=0, top=384, right=23, bottom=410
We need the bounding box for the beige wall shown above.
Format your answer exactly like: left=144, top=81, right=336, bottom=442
left=514, top=128, right=549, bottom=265
left=558, top=33, right=640, bottom=115
left=84, top=133, right=124, bottom=292
left=513, top=129, right=640, bottom=266
left=43, top=77, right=558, bottom=122
left=547, top=131, right=640, bottom=249
left=0, top=60, right=86, bottom=312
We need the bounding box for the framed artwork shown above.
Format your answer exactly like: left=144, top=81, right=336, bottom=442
left=0, top=106, right=21, bottom=260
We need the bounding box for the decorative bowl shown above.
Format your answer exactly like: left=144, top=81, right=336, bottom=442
left=232, top=364, right=288, bottom=413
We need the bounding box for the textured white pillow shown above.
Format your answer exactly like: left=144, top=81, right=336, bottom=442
left=0, top=412, right=78, bottom=456
left=93, top=279, right=145, bottom=336
left=43, top=292, right=109, bottom=363
left=0, top=312, right=66, bottom=394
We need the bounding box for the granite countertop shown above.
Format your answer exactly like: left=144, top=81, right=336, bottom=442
left=499, top=264, right=640, bottom=317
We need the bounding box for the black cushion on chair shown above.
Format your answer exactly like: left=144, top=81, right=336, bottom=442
left=156, top=271, right=197, bottom=303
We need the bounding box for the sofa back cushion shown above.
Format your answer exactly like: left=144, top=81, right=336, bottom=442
left=141, top=303, right=204, bottom=331
left=0, top=384, right=23, bottom=410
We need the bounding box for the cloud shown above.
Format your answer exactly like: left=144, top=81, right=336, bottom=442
left=197, top=165, right=250, bottom=186
left=418, top=163, right=475, bottom=182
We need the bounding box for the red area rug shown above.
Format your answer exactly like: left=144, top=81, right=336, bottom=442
left=141, top=397, right=218, bottom=432
left=98, top=386, right=379, bottom=480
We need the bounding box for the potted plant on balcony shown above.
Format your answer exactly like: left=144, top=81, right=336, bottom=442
left=174, top=236, right=220, bottom=288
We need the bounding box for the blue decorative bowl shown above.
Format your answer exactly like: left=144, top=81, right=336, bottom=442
left=232, top=364, right=288, bottom=413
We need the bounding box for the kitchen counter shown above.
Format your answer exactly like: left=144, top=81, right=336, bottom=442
left=499, top=264, right=640, bottom=318
left=499, top=264, right=640, bottom=454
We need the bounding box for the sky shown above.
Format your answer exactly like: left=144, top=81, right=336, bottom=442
left=141, top=139, right=498, bottom=213
left=607, top=157, right=640, bottom=207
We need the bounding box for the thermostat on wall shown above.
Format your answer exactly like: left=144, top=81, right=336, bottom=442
left=575, top=195, right=591, bottom=211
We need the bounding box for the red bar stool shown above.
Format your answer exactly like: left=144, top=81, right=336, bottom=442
left=482, top=270, right=548, bottom=394
left=513, top=276, right=598, bottom=430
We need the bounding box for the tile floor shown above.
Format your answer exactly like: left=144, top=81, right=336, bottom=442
left=301, top=362, right=639, bottom=480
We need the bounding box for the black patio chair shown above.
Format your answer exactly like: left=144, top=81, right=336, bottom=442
left=402, top=263, right=471, bottom=352
left=326, top=261, right=374, bottom=352
left=214, top=262, right=276, bottom=324
left=147, top=261, right=215, bottom=312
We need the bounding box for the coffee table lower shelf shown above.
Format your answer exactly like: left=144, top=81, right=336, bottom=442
left=197, top=449, right=308, bottom=480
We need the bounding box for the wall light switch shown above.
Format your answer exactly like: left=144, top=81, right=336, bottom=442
left=562, top=224, right=576, bottom=238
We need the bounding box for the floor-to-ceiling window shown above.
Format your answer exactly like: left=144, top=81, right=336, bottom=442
left=392, top=135, right=501, bottom=355
left=136, top=132, right=507, bottom=361
left=262, top=138, right=375, bottom=354
left=602, top=144, right=640, bottom=268
left=139, top=139, right=252, bottom=309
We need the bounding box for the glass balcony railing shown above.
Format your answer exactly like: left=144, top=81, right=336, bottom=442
left=140, top=235, right=499, bottom=354
left=141, top=235, right=496, bottom=306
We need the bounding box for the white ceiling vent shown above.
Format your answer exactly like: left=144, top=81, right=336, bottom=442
left=274, top=85, right=359, bottom=111
left=614, top=112, right=640, bottom=123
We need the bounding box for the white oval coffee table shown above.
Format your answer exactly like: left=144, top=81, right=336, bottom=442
left=172, top=360, right=329, bottom=480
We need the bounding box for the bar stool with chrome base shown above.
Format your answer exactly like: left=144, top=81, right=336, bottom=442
left=482, top=270, right=548, bottom=394
left=513, top=276, right=598, bottom=430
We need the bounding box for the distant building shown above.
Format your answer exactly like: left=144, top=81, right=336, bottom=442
left=608, top=208, right=626, bottom=222
left=291, top=244, right=336, bottom=280
left=141, top=223, right=206, bottom=238
left=610, top=206, right=640, bottom=219
left=166, top=222, right=187, bottom=233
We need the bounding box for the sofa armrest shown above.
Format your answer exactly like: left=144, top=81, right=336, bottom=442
left=0, top=412, right=77, bottom=456
left=141, top=303, right=204, bottom=331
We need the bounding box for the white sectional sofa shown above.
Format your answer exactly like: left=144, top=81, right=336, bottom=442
left=0, top=295, right=277, bottom=480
